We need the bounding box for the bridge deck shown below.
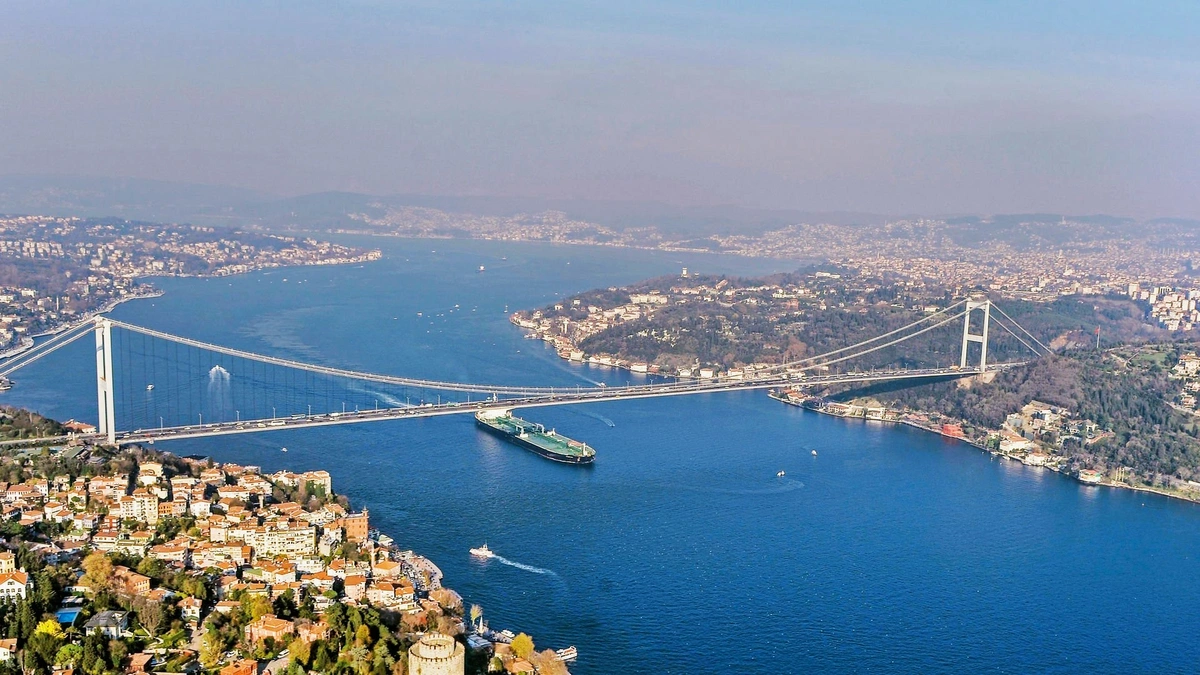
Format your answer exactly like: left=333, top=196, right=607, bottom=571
left=106, top=365, right=1010, bottom=444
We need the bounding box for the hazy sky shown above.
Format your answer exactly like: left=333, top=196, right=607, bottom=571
left=3, top=1, right=1198, bottom=217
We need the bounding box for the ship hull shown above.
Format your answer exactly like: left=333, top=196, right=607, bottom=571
left=475, top=417, right=595, bottom=464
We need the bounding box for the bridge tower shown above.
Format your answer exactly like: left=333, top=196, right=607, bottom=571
left=94, top=317, right=116, bottom=444
left=960, top=299, right=991, bottom=372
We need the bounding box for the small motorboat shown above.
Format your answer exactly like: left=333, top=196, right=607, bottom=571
left=776, top=470, right=786, bottom=477
left=281, top=447, right=288, bottom=453
left=146, top=384, right=155, bottom=391
left=811, top=450, right=818, bottom=456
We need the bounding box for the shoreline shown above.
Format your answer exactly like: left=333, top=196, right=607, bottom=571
left=0, top=288, right=166, bottom=362
left=0, top=253, right=381, bottom=369
left=322, top=228, right=806, bottom=262
left=768, top=390, right=1200, bottom=507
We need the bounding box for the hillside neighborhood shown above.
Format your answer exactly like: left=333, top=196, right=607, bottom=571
left=0, top=445, right=565, bottom=675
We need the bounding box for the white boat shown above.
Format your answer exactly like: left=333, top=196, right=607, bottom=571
left=811, top=450, right=818, bottom=456
left=146, top=384, right=155, bottom=391
left=555, top=646, right=578, bottom=662
left=281, top=447, right=288, bottom=453
left=777, top=470, right=786, bottom=477
left=469, top=543, right=494, bottom=558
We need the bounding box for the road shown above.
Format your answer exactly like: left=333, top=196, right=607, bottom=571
left=99, top=364, right=1014, bottom=445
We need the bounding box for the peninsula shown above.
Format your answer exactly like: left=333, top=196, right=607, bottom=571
left=0, top=215, right=381, bottom=355
left=0, top=434, right=567, bottom=675
left=510, top=266, right=1200, bottom=505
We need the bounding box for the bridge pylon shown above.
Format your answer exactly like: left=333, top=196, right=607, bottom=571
left=94, top=317, right=116, bottom=444
left=960, top=299, right=991, bottom=372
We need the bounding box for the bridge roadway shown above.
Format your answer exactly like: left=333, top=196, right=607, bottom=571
left=102, top=364, right=1013, bottom=445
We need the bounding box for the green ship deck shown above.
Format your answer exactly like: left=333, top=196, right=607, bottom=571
left=475, top=411, right=596, bottom=463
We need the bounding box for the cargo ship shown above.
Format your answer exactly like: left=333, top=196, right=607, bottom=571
left=475, top=410, right=596, bottom=464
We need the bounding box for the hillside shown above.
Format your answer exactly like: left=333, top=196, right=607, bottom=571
left=843, top=347, right=1200, bottom=484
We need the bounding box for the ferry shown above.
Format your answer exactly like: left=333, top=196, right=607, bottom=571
left=469, top=544, right=494, bottom=558
left=475, top=410, right=596, bottom=464
left=555, top=646, right=578, bottom=662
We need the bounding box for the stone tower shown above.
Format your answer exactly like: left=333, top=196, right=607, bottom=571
left=408, top=633, right=464, bottom=675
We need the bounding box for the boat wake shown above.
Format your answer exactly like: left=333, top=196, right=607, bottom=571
left=348, top=386, right=407, bottom=408
left=492, top=555, right=559, bottom=577
left=565, top=409, right=615, bottom=427
left=672, top=478, right=805, bottom=496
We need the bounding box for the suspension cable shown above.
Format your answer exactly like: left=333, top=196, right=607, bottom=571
left=0, top=322, right=94, bottom=378
left=989, top=302, right=1051, bottom=354
left=989, top=313, right=1045, bottom=357
left=787, top=309, right=969, bottom=374
left=757, top=298, right=969, bottom=373
left=105, top=302, right=979, bottom=397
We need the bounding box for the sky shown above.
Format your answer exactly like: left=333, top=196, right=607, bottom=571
left=2, top=1, right=1198, bottom=218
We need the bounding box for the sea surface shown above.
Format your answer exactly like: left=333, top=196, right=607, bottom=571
left=5, top=237, right=1200, bottom=674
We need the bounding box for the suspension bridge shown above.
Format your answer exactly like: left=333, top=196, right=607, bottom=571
left=0, top=297, right=1049, bottom=445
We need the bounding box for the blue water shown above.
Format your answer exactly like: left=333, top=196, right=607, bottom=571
left=6, top=237, right=1200, bottom=673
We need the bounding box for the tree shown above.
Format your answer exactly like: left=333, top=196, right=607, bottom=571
left=107, top=639, right=127, bottom=671
left=241, top=595, right=273, bottom=623
left=80, top=633, right=109, bottom=675
left=287, top=638, right=312, bottom=669
left=135, top=598, right=165, bottom=637
left=33, top=620, right=63, bottom=640
left=355, top=624, right=374, bottom=648
left=32, top=571, right=55, bottom=611
left=54, top=644, right=82, bottom=668
left=434, top=615, right=461, bottom=637
left=510, top=633, right=534, bottom=660
left=199, top=629, right=224, bottom=668
left=529, top=650, right=570, bottom=675
left=28, top=628, right=64, bottom=670
left=325, top=603, right=348, bottom=637
left=81, top=552, right=113, bottom=594
left=370, top=645, right=395, bottom=675
left=311, top=642, right=333, bottom=673
left=136, top=556, right=165, bottom=580
left=428, top=589, right=462, bottom=615
left=345, top=646, right=371, bottom=675
left=272, top=589, right=297, bottom=619
left=469, top=604, right=483, bottom=633
left=14, top=601, right=36, bottom=641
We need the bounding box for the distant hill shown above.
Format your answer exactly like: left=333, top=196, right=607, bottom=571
left=1, top=174, right=1192, bottom=244
left=0, top=175, right=272, bottom=224
left=0, top=175, right=889, bottom=234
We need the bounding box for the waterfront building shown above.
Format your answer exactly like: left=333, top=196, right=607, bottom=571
left=339, top=509, right=370, bottom=543
left=408, top=633, right=464, bottom=675
left=243, top=524, right=316, bottom=557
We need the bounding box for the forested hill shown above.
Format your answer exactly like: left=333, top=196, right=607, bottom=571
left=848, top=347, right=1200, bottom=482
left=0, top=406, right=65, bottom=440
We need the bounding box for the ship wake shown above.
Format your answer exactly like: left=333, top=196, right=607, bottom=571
left=492, top=555, right=558, bottom=577
left=566, top=409, right=615, bottom=427
left=673, top=478, right=805, bottom=496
